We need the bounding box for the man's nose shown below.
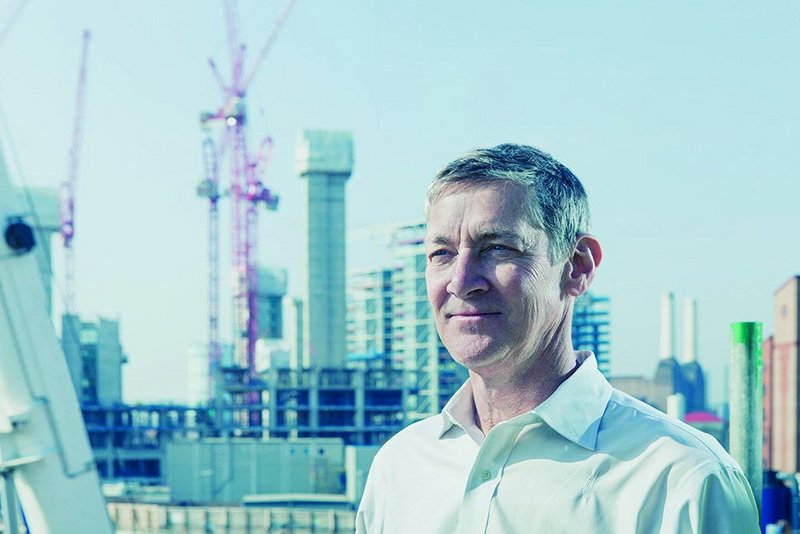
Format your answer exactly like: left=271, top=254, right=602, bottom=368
left=446, top=253, right=489, bottom=298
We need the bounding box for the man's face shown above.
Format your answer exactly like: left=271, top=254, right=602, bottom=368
left=425, top=181, right=569, bottom=374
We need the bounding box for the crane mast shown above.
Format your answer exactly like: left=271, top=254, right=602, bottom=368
left=197, top=134, right=222, bottom=400
left=199, top=0, right=292, bottom=420
left=60, top=29, right=90, bottom=314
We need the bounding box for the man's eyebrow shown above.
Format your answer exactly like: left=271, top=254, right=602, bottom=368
left=426, top=230, right=527, bottom=247
left=474, top=229, right=525, bottom=243
left=427, top=235, right=452, bottom=247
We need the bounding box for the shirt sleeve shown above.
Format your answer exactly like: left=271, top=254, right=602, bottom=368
left=662, top=466, right=760, bottom=533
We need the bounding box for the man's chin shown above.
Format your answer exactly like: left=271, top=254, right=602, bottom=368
left=448, top=348, right=505, bottom=372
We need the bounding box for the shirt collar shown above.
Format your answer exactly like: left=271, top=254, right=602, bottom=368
left=439, top=352, right=612, bottom=451
left=440, top=380, right=479, bottom=438
left=533, top=351, right=612, bottom=450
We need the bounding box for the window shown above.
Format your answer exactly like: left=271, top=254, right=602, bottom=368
left=415, top=253, right=426, bottom=272
left=416, top=277, right=427, bottom=296
left=416, top=325, right=429, bottom=343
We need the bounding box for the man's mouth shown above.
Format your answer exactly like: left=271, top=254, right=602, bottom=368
left=446, top=311, right=501, bottom=319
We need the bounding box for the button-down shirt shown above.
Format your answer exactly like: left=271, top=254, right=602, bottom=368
left=356, top=353, right=759, bottom=533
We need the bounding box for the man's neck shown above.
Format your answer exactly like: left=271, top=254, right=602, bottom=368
left=469, top=341, right=579, bottom=435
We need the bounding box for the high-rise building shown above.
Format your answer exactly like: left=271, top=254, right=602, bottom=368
left=257, top=267, right=287, bottom=340
left=346, top=268, right=394, bottom=363
left=61, top=314, right=126, bottom=405
left=388, top=222, right=462, bottom=418
left=572, top=292, right=611, bottom=376
left=346, top=221, right=462, bottom=417
left=296, top=130, right=353, bottom=368
left=765, top=276, right=800, bottom=472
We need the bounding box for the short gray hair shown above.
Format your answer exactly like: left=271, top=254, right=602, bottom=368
left=425, top=143, right=590, bottom=262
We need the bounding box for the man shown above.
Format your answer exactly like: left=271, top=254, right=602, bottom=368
left=356, top=143, right=759, bottom=533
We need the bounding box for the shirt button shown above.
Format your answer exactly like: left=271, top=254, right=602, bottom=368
left=480, top=470, right=491, bottom=481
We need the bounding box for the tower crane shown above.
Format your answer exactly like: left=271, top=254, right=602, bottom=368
left=198, top=0, right=295, bottom=420
left=60, top=29, right=90, bottom=314
left=197, top=134, right=222, bottom=402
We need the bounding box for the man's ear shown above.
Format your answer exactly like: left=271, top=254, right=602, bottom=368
left=562, top=234, right=603, bottom=298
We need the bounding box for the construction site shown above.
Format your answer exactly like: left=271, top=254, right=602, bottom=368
left=1, top=3, right=616, bottom=523
left=10, top=1, right=786, bottom=532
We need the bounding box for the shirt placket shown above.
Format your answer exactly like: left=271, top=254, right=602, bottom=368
left=456, top=422, right=525, bottom=534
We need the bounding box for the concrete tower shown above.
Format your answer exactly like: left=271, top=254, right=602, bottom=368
left=654, top=291, right=683, bottom=410
left=295, top=130, right=354, bottom=368
left=659, top=291, right=675, bottom=359
left=682, top=297, right=697, bottom=363
left=680, top=298, right=706, bottom=412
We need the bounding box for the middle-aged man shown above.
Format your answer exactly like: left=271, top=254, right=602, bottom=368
left=356, top=144, right=759, bottom=533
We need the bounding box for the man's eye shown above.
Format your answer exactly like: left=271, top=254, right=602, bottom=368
left=487, top=244, right=511, bottom=252
left=428, top=249, right=452, bottom=261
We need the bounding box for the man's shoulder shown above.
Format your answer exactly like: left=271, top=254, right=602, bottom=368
left=378, top=412, right=444, bottom=456
left=601, top=388, right=737, bottom=471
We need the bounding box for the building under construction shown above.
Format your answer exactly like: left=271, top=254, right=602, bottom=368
left=16, top=21, right=616, bottom=492
left=27, top=125, right=614, bottom=497
left=71, top=298, right=611, bottom=487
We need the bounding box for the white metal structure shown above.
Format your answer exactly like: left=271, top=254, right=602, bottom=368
left=0, top=136, right=111, bottom=531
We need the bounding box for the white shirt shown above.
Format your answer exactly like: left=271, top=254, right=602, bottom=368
left=356, top=353, right=759, bottom=533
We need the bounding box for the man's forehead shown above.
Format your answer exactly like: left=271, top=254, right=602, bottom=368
left=428, top=181, right=526, bottom=215
left=433, top=179, right=527, bottom=201
left=427, top=180, right=533, bottom=223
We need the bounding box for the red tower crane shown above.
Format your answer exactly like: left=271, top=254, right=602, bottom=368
left=60, top=29, right=90, bottom=314
left=198, top=0, right=295, bottom=412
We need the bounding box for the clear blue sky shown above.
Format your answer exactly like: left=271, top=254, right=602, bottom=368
left=1, top=1, right=797, bottom=404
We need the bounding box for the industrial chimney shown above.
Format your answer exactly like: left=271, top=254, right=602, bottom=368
left=683, top=298, right=697, bottom=363
left=659, top=291, right=675, bottom=360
